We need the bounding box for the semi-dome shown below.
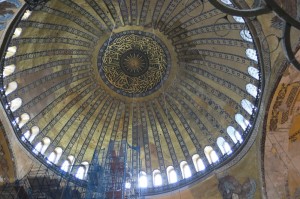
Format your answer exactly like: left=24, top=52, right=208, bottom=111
left=0, top=0, right=264, bottom=195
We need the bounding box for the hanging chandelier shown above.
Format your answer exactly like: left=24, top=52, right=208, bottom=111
left=207, top=0, right=300, bottom=70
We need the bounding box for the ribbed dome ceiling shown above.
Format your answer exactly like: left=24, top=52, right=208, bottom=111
left=1, top=0, right=262, bottom=192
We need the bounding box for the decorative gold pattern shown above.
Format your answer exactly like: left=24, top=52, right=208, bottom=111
left=120, top=49, right=149, bottom=77
left=100, top=34, right=168, bottom=95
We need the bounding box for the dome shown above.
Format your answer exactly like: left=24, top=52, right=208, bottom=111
left=0, top=0, right=263, bottom=194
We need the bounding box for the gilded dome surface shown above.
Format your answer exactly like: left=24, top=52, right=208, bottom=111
left=0, top=0, right=264, bottom=193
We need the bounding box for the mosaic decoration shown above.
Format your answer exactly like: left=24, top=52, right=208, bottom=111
left=0, top=0, right=268, bottom=194
left=98, top=31, right=170, bottom=97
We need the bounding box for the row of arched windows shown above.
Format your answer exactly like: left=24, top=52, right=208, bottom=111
left=231, top=11, right=259, bottom=141
left=31, top=136, right=90, bottom=180
left=4, top=10, right=84, bottom=177
left=3, top=15, right=26, bottom=127
left=25, top=119, right=246, bottom=184
left=138, top=135, right=235, bottom=188
left=231, top=6, right=261, bottom=88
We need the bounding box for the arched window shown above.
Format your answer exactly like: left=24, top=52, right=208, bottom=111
left=246, top=49, right=258, bottom=63
left=22, top=130, right=31, bottom=140
left=180, top=161, right=191, bottom=179
left=235, top=131, right=243, bottom=143
left=68, top=155, right=75, bottom=165
left=17, top=113, right=30, bottom=128
left=61, top=160, right=70, bottom=172
left=217, top=137, right=232, bottom=155
left=34, top=142, right=43, bottom=154
left=5, top=81, right=17, bottom=95
left=227, top=126, right=243, bottom=144
left=47, top=147, right=63, bottom=164
left=248, top=66, right=259, bottom=80
left=235, top=114, right=249, bottom=130
left=12, top=28, right=22, bottom=39
left=166, top=166, right=177, bottom=184
left=48, top=152, right=56, bottom=163
left=153, top=170, right=162, bottom=187
left=240, top=30, right=253, bottom=42
left=54, top=147, right=63, bottom=163
left=221, top=0, right=232, bottom=4
left=192, top=154, right=205, bottom=172
left=28, top=126, right=40, bottom=142
left=5, top=46, right=17, bottom=59
left=241, top=99, right=255, bottom=115
left=40, top=137, right=51, bottom=154
left=246, top=83, right=258, bottom=98
left=204, top=146, right=219, bottom=164
left=76, top=166, right=86, bottom=180
left=233, top=16, right=245, bottom=23
left=21, top=10, right=32, bottom=20
left=76, top=162, right=89, bottom=180
left=138, top=171, right=147, bottom=188
left=10, top=98, right=22, bottom=112
left=3, top=65, right=16, bottom=77
left=61, top=155, right=75, bottom=172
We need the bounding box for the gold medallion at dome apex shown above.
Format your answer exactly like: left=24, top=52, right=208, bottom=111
left=98, top=32, right=170, bottom=97
left=120, top=49, right=149, bottom=77
left=125, top=55, right=143, bottom=70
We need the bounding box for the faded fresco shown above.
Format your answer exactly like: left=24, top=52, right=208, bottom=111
left=265, top=51, right=300, bottom=199
left=218, top=175, right=256, bottom=199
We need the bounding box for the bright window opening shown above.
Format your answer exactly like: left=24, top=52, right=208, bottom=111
left=197, top=159, right=205, bottom=171
left=235, top=132, right=243, bottom=143
left=21, top=10, right=32, bottom=20
left=34, top=142, right=42, bottom=154
left=248, top=66, right=259, bottom=80
left=246, top=49, right=258, bottom=63
left=241, top=99, right=255, bottom=115
left=192, top=154, right=205, bottom=172
left=28, top=126, right=40, bottom=142
left=22, top=131, right=31, bottom=140
left=10, top=98, right=22, bottom=112
left=204, top=146, right=219, bottom=164
left=227, top=126, right=244, bottom=143
left=5, top=81, right=17, bottom=95
left=246, top=83, right=258, bottom=98
left=153, top=170, right=162, bottom=187
left=221, top=0, right=232, bottom=4
left=233, top=16, right=245, bottom=23
left=61, top=161, right=70, bottom=172
left=217, top=137, right=232, bottom=155
left=76, top=166, right=86, bottom=180
left=240, top=30, right=253, bottom=42
left=5, top=46, right=17, bottom=59
left=167, top=166, right=177, bottom=184
left=3, top=65, right=16, bottom=77
left=180, top=161, right=191, bottom=179
left=235, top=114, right=250, bottom=130
left=139, top=171, right=147, bottom=188
left=48, top=152, right=56, bottom=163
left=17, top=113, right=30, bottom=128
left=13, top=28, right=22, bottom=39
